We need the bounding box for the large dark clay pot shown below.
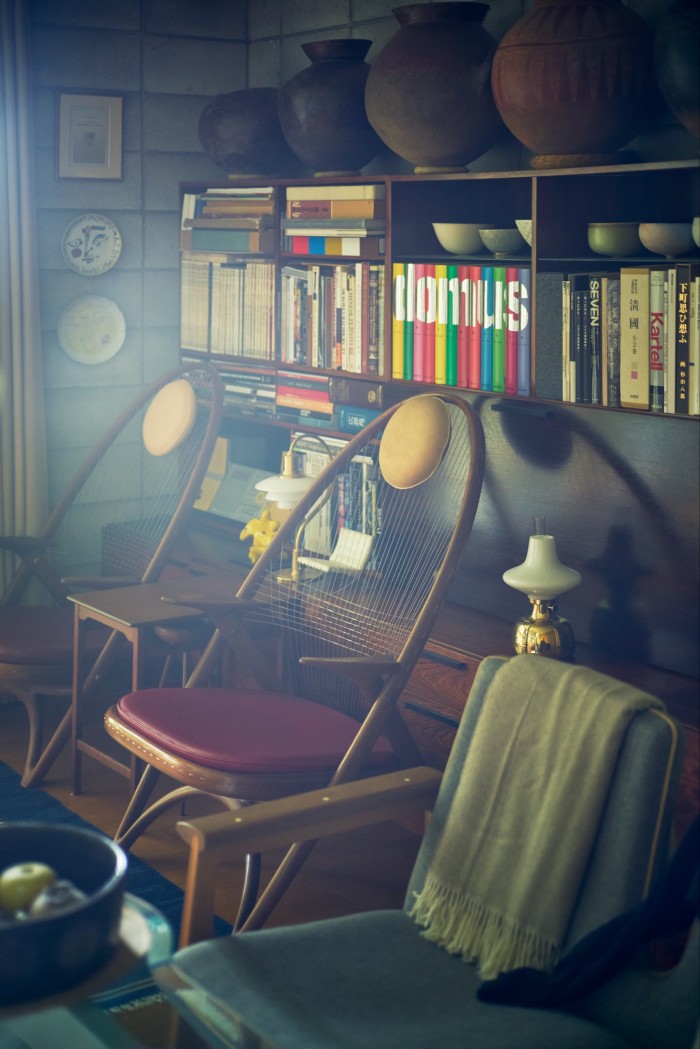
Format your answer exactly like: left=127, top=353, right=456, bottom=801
left=491, top=0, right=657, bottom=168
left=198, top=88, right=295, bottom=176
left=654, top=0, right=700, bottom=139
left=364, top=3, right=505, bottom=172
left=277, top=39, right=383, bottom=175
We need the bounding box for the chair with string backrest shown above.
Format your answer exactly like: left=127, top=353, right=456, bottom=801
left=103, top=392, right=485, bottom=930
left=0, top=362, right=224, bottom=787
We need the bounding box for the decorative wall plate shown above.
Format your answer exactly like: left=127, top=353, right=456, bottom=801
left=61, top=213, right=122, bottom=276
left=57, top=295, right=126, bottom=365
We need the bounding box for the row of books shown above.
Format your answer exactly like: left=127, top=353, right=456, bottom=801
left=180, top=255, right=276, bottom=359
left=392, top=262, right=531, bottom=395
left=280, top=262, right=385, bottom=376
left=559, top=263, right=699, bottom=414
left=292, top=433, right=381, bottom=568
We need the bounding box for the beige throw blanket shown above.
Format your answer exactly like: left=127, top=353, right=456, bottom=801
left=410, top=655, right=664, bottom=979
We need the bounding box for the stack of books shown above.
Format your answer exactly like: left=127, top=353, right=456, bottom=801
left=282, top=184, right=386, bottom=258
left=392, top=262, right=531, bottom=395
left=218, top=366, right=276, bottom=416
left=275, top=370, right=338, bottom=429
left=180, top=186, right=276, bottom=254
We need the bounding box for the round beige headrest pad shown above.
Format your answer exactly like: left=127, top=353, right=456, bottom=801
left=379, top=395, right=451, bottom=489
left=143, top=379, right=197, bottom=456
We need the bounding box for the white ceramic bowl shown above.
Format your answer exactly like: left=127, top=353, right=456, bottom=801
left=638, top=222, right=694, bottom=258
left=478, top=227, right=527, bottom=257
left=587, top=222, right=642, bottom=258
left=432, top=222, right=494, bottom=254
left=515, top=219, right=533, bottom=247
left=693, top=217, right=700, bottom=249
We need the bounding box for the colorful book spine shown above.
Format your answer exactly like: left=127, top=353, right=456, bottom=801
left=434, top=263, right=448, bottom=384
left=619, top=267, right=650, bottom=410
left=392, top=262, right=405, bottom=380
left=675, top=263, right=691, bottom=414
left=491, top=265, right=506, bottom=393
left=562, top=277, right=572, bottom=402
left=649, top=267, right=666, bottom=413
left=480, top=266, right=494, bottom=392
left=423, top=264, right=436, bottom=384
left=337, top=404, right=383, bottom=433
left=664, top=267, right=676, bottom=413
left=504, top=266, right=519, bottom=395
left=404, top=262, right=415, bottom=381
left=446, top=264, right=459, bottom=386
left=588, top=272, right=602, bottom=406
left=413, top=263, right=427, bottom=382
left=690, top=269, right=700, bottom=416
left=517, top=266, right=531, bottom=397
left=467, top=265, right=482, bottom=390
left=606, top=274, right=620, bottom=408
left=457, top=264, right=470, bottom=388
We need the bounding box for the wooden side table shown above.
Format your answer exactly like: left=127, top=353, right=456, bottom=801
left=69, top=581, right=218, bottom=795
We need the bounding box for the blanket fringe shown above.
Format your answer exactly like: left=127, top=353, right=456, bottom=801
left=410, top=875, right=560, bottom=981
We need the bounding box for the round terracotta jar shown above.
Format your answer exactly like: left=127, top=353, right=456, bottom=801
left=654, top=0, right=700, bottom=139
left=277, top=39, right=383, bottom=175
left=198, top=87, right=295, bottom=176
left=364, top=2, right=505, bottom=172
left=491, top=0, right=656, bottom=168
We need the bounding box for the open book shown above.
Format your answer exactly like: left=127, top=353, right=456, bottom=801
left=297, top=527, right=374, bottom=575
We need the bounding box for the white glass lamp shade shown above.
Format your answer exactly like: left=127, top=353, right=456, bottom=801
left=503, top=534, right=581, bottom=602
left=254, top=472, right=313, bottom=511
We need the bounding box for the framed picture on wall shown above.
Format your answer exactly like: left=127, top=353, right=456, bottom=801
left=57, top=93, right=123, bottom=180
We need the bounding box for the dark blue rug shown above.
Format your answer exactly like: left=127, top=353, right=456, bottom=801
left=0, top=758, right=232, bottom=949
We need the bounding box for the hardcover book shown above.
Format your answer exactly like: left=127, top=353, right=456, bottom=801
left=517, top=266, right=531, bottom=397
left=649, top=266, right=666, bottom=413
left=619, top=267, right=650, bottom=410
left=480, top=266, right=494, bottom=392
left=392, top=262, right=405, bottom=380
left=434, top=263, right=448, bottom=385
left=446, top=263, right=459, bottom=387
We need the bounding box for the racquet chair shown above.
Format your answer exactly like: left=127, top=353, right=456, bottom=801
left=103, top=393, right=485, bottom=930
left=0, top=363, right=224, bottom=787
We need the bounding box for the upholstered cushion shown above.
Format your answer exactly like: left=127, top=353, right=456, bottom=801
left=162, top=911, right=638, bottom=1049
left=0, top=607, right=111, bottom=665
left=117, top=688, right=396, bottom=774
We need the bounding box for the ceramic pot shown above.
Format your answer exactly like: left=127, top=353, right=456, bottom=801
left=277, top=39, right=383, bottom=175
left=364, top=3, right=505, bottom=172
left=654, top=0, right=700, bottom=139
left=198, top=87, right=295, bottom=176
left=491, top=0, right=656, bottom=168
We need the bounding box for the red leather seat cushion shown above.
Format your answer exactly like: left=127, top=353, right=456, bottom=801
left=117, top=688, right=397, bottom=774
left=0, top=607, right=111, bottom=665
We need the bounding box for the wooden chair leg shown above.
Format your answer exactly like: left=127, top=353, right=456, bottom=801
left=241, top=838, right=319, bottom=932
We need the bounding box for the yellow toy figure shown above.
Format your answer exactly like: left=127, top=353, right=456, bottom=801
left=240, top=506, right=279, bottom=564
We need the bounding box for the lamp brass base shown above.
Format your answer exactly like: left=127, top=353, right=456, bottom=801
left=513, top=601, right=575, bottom=661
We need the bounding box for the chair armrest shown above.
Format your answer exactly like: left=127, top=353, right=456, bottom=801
left=176, top=766, right=441, bottom=945
left=160, top=595, right=259, bottom=617
left=298, top=655, right=401, bottom=685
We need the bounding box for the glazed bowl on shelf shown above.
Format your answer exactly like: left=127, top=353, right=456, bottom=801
left=515, top=219, right=533, bottom=247
left=638, top=222, right=695, bottom=258
left=432, top=222, right=494, bottom=254
left=0, top=822, right=127, bottom=1005
left=587, top=222, right=642, bottom=258
left=479, top=227, right=527, bottom=257
left=693, top=217, right=700, bottom=249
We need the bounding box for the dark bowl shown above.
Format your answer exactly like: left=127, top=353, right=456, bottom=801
left=0, top=822, right=127, bottom=1006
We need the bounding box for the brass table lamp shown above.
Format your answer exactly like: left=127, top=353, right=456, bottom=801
left=503, top=520, right=581, bottom=660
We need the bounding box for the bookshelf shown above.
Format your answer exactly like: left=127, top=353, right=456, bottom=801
left=180, top=159, right=699, bottom=422
left=178, top=162, right=700, bottom=690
